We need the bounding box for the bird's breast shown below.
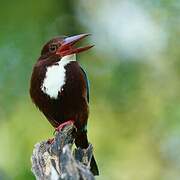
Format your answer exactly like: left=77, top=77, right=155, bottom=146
left=41, top=55, right=76, bottom=99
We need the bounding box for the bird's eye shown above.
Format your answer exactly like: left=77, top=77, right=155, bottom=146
left=49, top=44, right=58, bottom=53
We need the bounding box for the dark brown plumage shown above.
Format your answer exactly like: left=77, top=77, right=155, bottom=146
left=30, top=59, right=88, bottom=130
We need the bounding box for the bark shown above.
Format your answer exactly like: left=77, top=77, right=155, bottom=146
left=31, top=124, right=95, bottom=180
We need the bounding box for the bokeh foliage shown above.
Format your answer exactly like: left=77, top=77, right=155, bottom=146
left=0, top=0, right=180, bottom=180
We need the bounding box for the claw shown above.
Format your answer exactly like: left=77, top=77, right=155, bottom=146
left=55, top=120, right=74, bottom=132
left=47, top=138, right=55, bottom=144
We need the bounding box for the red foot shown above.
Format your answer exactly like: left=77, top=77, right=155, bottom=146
left=55, top=120, right=74, bottom=132
left=47, top=138, right=54, bottom=144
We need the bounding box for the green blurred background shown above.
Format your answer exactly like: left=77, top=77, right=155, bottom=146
left=0, top=0, right=180, bottom=179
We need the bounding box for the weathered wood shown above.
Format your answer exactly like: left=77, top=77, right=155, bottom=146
left=31, top=124, right=95, bottom=180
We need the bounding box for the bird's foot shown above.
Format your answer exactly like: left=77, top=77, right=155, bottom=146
left=47, top=138, right=54, bottom=144
left=55, top=120, right=74, bottom=132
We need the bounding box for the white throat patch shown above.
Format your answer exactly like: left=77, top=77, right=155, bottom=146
left=41, top=54, right=76, bottom=99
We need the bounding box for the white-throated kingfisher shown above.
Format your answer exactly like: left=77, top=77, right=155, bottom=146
left=30, top=34, right=99, bottom=175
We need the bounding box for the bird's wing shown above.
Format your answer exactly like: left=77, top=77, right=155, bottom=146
left=80, top=67, right=90, bottom=103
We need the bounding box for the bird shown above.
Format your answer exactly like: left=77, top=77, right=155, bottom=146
left=30, top=34, right=99, bottom=175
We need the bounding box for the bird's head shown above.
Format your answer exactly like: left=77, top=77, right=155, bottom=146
left=40, top=34, right=94, bottom=60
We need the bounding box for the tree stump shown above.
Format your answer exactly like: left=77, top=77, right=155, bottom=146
left=31, top=124, right=95, bottom=180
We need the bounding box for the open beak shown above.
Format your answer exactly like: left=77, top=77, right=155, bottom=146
left=56, top=34, right=94, bottom=57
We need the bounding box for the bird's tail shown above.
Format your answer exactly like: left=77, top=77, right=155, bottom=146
left=90, top=154, right=99, bottom=175
left=75, top=131, right=99, bottom=176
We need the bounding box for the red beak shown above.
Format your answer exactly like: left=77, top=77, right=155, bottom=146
left=56, top=34, right=94, bottom=57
